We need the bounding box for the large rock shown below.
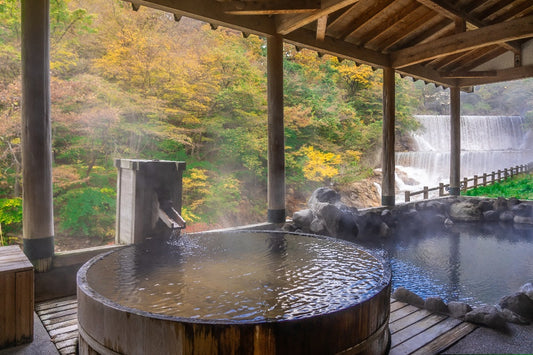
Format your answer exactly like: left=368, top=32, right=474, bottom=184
left=447, top=301, right=472, bottom=319
left=424, top=297, right=448, bottom=314
left=465, top=306, right=506, bottom=329
left=511, top=203, right=532, bottom=217
left=292, top=209, right=313, bottom=231
left=449, top=200, right=482, bottom=222
left=499, top=292, right=533, bottom=320
left=308, top=187, right=340, bottom=209
left=499, top=210, right=515, bottom=223
left=392, top=287, right=424, bottom=307
left=482, top=210, right=500, bottom=221
left=520, top=283, right=533, bottom=300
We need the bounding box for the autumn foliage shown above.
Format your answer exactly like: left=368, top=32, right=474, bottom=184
left=1, top=0, right=531, bottom=246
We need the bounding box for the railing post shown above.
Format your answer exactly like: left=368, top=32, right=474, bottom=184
left=439, top=183, right=444, bottom=196
left=482, top=173, right=487, bottom=186
left=463, top=177, right=468, bottom=192
left=423, top=186, right=429, bottom=199
left=405, top=191, right=410, bottom=202
left=491, top=171, right=495, bottom=185
left=498, top=169, right=502, bottom=182
left=504, top=168, right=508, bottom=180
left=473, top=175, right=478, bottom=188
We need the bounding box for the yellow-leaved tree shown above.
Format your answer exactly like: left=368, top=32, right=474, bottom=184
left=300, top=146, right=341, bottom=183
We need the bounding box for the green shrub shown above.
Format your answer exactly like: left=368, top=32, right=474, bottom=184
left=56, top=187, right=115, bottom=238
left=0, top=198, right=22, bottom=245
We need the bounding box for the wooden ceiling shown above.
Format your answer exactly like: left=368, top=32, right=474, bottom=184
left=131, top=0, right=533, bottom=88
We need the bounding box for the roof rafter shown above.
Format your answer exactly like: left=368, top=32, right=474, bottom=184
left=275, top=0, right=359, bottom=35
left=415, top=0, right=521, bottom=53
left=391, top=15, right=533, bottom=68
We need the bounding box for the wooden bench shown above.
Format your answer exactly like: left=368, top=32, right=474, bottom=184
left=0, top=245, right=34, bottom=348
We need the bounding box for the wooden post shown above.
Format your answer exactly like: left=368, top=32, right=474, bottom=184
left=491, top=171, right=495, bottom=184
left=21, top=0, right=54, bottom=272
left=267, top=35, right=285, bottom=223
left=423, top=186, right=428, bottom=199
left=463, top=177, right=468, bottom=192
left=404, top=191, right=410, bottom=202
left=381, top=67, right=395, bottom=206
left=449, top=86, right=461, bottom=196
left=504, top=168, right=508, bottom=180
left=473, top=175, right=478, bottom=188
left=498, top=169, right=502, bottom=181
left=482, top=173, right=487, bottom=186
left=439, top=183, right=444, bottom=196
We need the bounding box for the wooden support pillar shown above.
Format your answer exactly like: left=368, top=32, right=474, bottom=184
left=267, top=35, right=285, bottom=223
left=381, top=67, right=395, bottom=206
left=449, top=86, right=461, bottom=196
left=21, top=0, right=54, bottom=272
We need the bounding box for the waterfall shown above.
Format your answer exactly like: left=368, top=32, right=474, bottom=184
left=395, top=115, right=532, bottom=195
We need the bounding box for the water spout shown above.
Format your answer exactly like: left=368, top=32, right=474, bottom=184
left=157, top=199, right=186, bottom=232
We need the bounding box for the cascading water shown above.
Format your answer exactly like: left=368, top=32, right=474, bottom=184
left=395, top=115, right=532, bottom=197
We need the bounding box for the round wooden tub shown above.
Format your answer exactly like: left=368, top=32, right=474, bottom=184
left=77, top=231, right=391, bottom=354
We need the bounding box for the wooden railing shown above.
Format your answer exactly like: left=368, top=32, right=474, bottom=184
left=403, top=163, right=532, bottom=203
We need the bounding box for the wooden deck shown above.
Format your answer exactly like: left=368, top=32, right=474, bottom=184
left=35, top=297, right=477, bottom=354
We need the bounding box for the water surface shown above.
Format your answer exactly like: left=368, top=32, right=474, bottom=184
left=87, top=231, right=388, bottom=321
left=363, top=222, right=533, bottom=306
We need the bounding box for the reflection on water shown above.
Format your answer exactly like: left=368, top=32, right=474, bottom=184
left=363, top=223, right=533, bottom=306
left=87, top=231, right=387, bottom=321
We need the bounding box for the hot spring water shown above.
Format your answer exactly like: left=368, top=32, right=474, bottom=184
left=362, top=222, right=533, bottom=307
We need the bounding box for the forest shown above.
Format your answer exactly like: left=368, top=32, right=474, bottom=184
left=1, top=0, right=532, bottom=248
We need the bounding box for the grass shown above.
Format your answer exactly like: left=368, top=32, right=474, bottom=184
left=464, top=173, right=533, bottom=200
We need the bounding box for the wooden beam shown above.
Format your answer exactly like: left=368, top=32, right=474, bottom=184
left=126, top=0, right=277, bottom=37
left=397, top=63, right=456, bottom=87
left=222, top=0, right=320, bottom=15
left=276, top=0, right=358, bottom=35
left=391, top=15, right=533, bottom=68
left=381, top=67, right=396, bottom=206
left=415, top=0, right=520, bottom=53
left=267, top=35, right=286, bottom=223
left=449, top=86, right=460, bottom=196
left=440, top=70, right=497, bottom=78
left=283, top=27, right=390, bottom=67
left=458, top=65, right=533, bottom=86
left=328, top=0, right=391, bottom=39
left=316, top=15, right=328, bottom=41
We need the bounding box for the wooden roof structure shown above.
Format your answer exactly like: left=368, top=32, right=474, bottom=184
left=130, top=0, right=533, bottom=88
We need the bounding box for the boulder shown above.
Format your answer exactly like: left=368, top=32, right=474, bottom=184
left=499, top=210, right=515, bottom=223
left=514, top=215, right=533, bottom=225
left=500, top=308, right=530, bottom=325
left=511, top=203, right=533, bottom=217
left=309, top=218, right=327, bottom=235
left=292, top=209, right=314, bottom=230
left=482, top=210, right=500, bottom=221
left=308, top=187, right=340, bottom=208
left=465, top=306, right=506, bottom=329
left=449, top=200, right=482, bottom=222
left=447, top=301, right=472, bottom=319
left=520, top=283, right=533, bottom=300
left=392, top=287, right=424, bottom=307
left=499, top=292, right=533, bottom=320
left=493, top=197, right=509, bottom=212
left=424, top=297, right=448, bottom=314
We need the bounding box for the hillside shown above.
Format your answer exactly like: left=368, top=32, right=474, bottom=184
left=1, top=0, right=532, bottom=247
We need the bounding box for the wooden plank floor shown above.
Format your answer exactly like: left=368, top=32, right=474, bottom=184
left=35, top=296, right=78, bottom=355
left=389, top=299, right=477, bottom=354
left=36, top=297, right=477, bottom=355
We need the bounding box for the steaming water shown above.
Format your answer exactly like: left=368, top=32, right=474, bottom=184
left=86, top=231, right=387, bottom=321
left=364, top=223, right=533, bottom=306
left=395, top=115, right=532, bottom=198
